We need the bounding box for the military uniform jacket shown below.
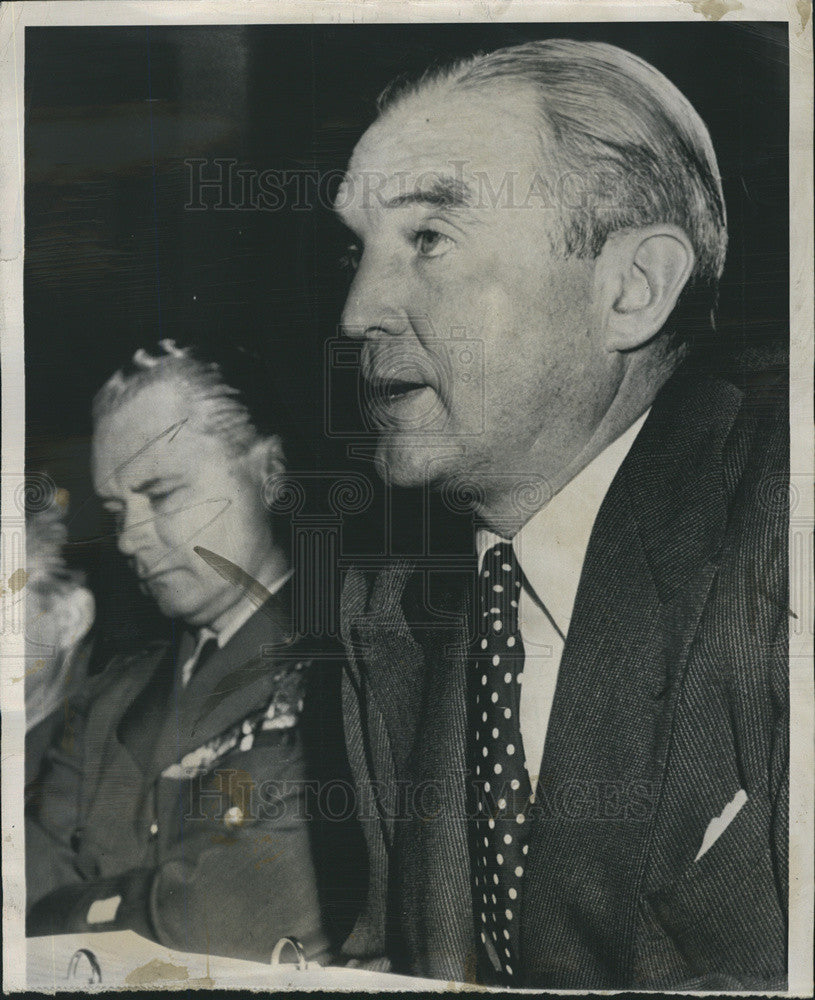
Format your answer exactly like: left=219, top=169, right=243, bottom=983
left=338, top=373, right=789, bottom=989
left=26, top=591, right=333, bottom=963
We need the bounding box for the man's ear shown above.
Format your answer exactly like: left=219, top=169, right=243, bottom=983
left=594, top=225, right=695, bottom=352
left=246, top=434, right=287, bottom=483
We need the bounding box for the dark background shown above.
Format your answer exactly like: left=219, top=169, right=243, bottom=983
left=24, top=22, right=790, bottom=651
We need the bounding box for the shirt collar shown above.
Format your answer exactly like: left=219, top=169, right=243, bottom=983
left=477, top=410, right=649, bottom=635
left=205, top=564, right=294, bottom=649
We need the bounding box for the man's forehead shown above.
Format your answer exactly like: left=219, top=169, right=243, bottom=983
left=335, top=81, right=543, bottom=216
left=92, top=384, right=194, bottom=480
left=101, top=383, right=189, bottom=440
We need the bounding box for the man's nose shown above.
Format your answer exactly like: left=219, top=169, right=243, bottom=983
left=340, top=251, right=410, bottom=340
left=116, top=505, right=154, bottom=559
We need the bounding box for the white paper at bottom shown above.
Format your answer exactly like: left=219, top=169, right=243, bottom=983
left=26, top=930, right=455, bottom=992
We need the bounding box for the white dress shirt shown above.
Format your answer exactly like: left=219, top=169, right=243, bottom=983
left=180, top=564, right=294, bottom=687
left=476, top=412, right=649, bottom=785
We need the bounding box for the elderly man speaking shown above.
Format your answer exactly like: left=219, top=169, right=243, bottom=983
left=336, top=40, right=788, bottom=989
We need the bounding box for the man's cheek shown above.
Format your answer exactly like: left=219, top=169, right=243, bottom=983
left=171, top=500, right=230, bottom=544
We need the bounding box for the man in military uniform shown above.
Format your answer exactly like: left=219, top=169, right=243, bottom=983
left=26, top=340, right=360, bottom=962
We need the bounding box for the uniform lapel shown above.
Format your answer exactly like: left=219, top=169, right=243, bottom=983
left=82, top=645, right=169, bottom=812
left=149, top=592, right=298, bottom=778
left=117, top=648, right=177, bottom=773
left=519, top=375, right=744, bottom=987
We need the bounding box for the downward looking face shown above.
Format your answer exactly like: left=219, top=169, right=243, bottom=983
left=337, top=81, right=619, bottom=508
left=91, top=380, right=275, bottom=629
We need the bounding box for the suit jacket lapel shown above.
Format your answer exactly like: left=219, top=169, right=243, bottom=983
left=520, top=374, right=744, bottom=987
left=350, top=561, right=427, bottom=778
left=349, top=559, right=476, bottom=981
left=399, top=566, right=476, bottom=982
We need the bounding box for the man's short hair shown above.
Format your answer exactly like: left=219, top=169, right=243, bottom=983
left=378, top=39, right=728, bottom=344
left=93, top=339, right=285, bottom=460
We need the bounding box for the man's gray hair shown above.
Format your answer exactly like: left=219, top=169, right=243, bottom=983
left=378, top=39, right=727, bottom=305
left=92, top=339, right=265, bottom=456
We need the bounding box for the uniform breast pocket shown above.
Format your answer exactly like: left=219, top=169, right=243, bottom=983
left=641, top=793, right=786, bottom=989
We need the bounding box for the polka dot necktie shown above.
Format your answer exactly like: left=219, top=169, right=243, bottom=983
left=468, top=541, right=532, bottom=985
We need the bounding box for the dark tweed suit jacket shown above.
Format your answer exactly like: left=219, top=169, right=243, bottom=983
left=26, top=590, right=361, bottom=962
left=339, top=373, right=789, bottom=989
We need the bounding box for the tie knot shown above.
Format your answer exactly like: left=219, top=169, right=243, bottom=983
left=181, top=630, right=219, bottom=687
left=482, top=541, right=517, bottom=576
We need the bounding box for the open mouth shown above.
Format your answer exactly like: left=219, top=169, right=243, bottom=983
left=363, top=375, right=430, bottom=404
left=362, top=372, right=443, bottom=430
left=382, top=378, right=427, bottom=401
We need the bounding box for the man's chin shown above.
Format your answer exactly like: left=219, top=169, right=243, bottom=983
left=374, top=436, right=451, bottom=490
left=152, top=595, right=192, bottom=621
left=145, top=581, right=199, bottom=624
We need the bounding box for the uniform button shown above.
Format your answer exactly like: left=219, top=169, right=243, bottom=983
left=149, top=821, right=159, bottom=837
left=224, top=806, right=244, bottom=829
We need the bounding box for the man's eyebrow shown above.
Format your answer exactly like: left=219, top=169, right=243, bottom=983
left=132, top=477, right=180, bottom=495
left=98, top=477, right=177, bottom=503
left=383, top=176, right=474, bottom=210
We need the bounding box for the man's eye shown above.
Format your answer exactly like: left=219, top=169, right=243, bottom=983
left=339, top=243, right=361, bottom=273
left=148, top=491, right=175, bottom=508
left=414, top=229, right=453, bottom=258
